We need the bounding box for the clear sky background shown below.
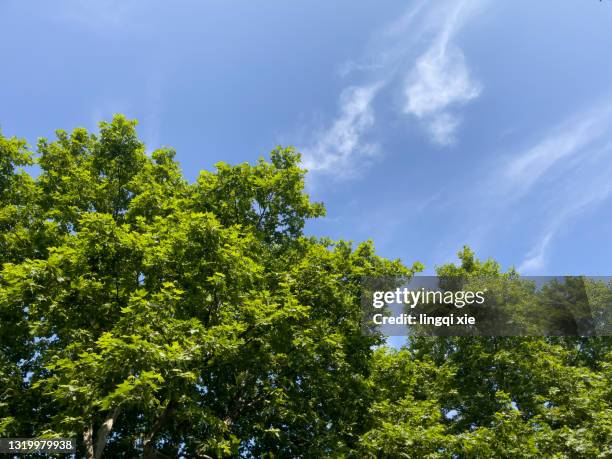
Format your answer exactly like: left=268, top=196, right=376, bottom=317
left=2, top=0, right=612, bottom=274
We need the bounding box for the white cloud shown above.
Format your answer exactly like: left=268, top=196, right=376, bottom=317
left=504, top=114, right=607, bottom=195
left=402, top=1, right=482, bottom=145
left=518, top=231, right=553, bottom=273
left=301, top=0, right=486, bottom=177
left=482, top=103, right=612, bottom=273
left=382, top=0, right=429, bottom=38
left=404, top=46, right=480, bottom=118
left=427, top=113, right=461, bottom=145
left=302, top=83, right=382, bottom=178
left=429, top=100, right=612, bottom=274
left=529, top=158, right=612, bottom=273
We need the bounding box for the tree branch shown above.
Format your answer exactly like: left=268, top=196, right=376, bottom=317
left=143, top=400, right=176, bottom=459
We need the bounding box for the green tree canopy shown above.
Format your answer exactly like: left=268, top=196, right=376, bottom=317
left=360, top=248, right=611, bottom=458
left=0, top=117, right=609, bottom=458
left=0, top=116, right=416, bottom=457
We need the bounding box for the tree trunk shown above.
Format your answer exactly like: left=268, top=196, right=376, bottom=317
left=93, top=406, right=121, bottom=459
left=84, top=422, right=94, bottom=459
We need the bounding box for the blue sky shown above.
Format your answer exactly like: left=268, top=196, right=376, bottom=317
left=2, top=0, right=612, bottom=274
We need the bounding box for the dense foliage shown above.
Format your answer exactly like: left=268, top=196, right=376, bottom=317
left=0, top=116, right=609, bottom=457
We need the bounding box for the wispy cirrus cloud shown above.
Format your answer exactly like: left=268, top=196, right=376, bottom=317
left=486, top=104, right=612, bottom=273
left=403, top=35, right=481, bottom=144
left=518, top=231, right=553, bottom=273
left=426, top=112, right=462, bottom=146
left=301, top=0, right=486, bottom=177
left=302, top=83, right=382, bottom=178
left=427, top=100, right=612, bottom=274
left=516, top=145, right=612, bottom=274
left=402, top=1, right=483, bottom=145
left=503, top=109, right=611, bottom=197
